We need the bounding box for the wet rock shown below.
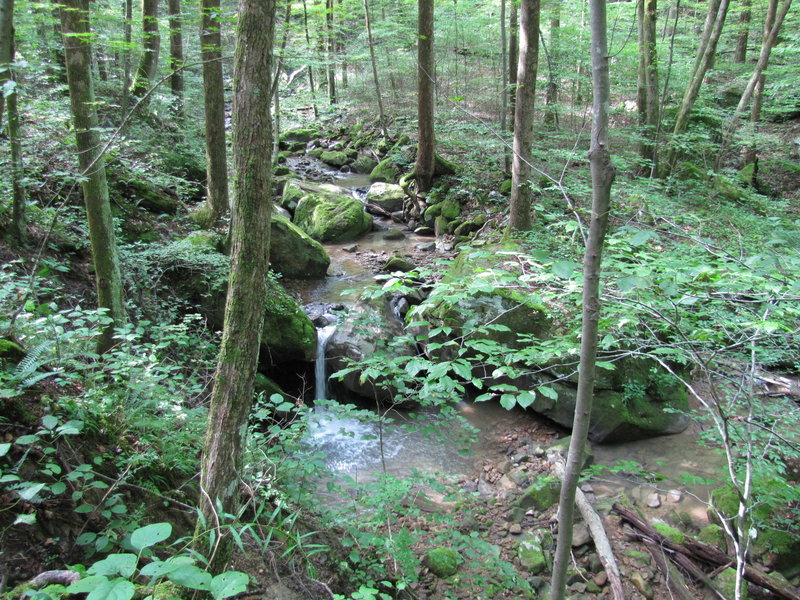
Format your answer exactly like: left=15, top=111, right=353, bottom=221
left=383, top=256, right=416, bottom=273
left=294, top=188, right=373, bottom=243
left=270, top=213, right=330, bottom=279
left=343, top=244, right=358, bottom=253
left=383, top=229, right=405, bottom=241
left=366, top=182, right=406, bottom=212
left=415, top=241, right=436, bottom=251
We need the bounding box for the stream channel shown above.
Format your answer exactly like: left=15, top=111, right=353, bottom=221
left=294, top=165, right=723, bottom=525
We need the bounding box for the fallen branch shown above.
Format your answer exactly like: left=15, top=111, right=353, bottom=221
left=548, top=449, right=625, bottom=600
left=613, top=503, right=800, bottom=600
left=28, top=571, right=80, bottom=588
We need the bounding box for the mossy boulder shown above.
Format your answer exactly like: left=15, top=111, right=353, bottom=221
left=320, top=151, right=349, bottom=168
left=653, top=521, right=685, bottom=545
left=698, top=524, right=727, bottom=551
left=352, top=154, right=378, bottom=174
left=262, top=276, right=316, bottom=363
left=281, top=179, right=306, bottom=212
left=714, top=568, right=748, bottom=600
left=365, top=182, right=405, bottom=212
left=270, top=213, right=330, bottom=279
left=280, top=127, right=319, bottom=145
left=499, top=179, right=512, bottom=195
left=383, top=256, right=416, bottom=273
left=369, top=158, right=402, bottom=183
left=517, top=531, right=550, bottom=574
left=273, top=165, right=291, bottom=177
left=110, top=169, right=180, bottom=214
left=517, top=476, right=561, bottom=512
left=425, top=547, right=462, bottom=577
left=294, top=190, right=372, bottom=243
left=453, top=215, right=486, bottom=237
left=254, top=373, right=287, bottom=401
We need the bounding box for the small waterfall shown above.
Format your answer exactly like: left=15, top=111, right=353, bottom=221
left=315, top=324, right=337, bottom=400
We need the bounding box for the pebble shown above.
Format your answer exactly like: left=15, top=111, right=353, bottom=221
left=668, top=489, right=682, bottom=503
left=572, top=522, right=591, bottom=547
left=508, top=523, right=522, bottom=535
left=593, top=571, right=608, bottom=587
left=646, top=492, right=661, bottom=508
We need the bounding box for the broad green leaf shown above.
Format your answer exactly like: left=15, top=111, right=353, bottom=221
left=88, top=553, right=138, bottom=578
left=68, top=575, right=110, bottom=595
left=538, top=386, right=558, bottom=400
left=595, top=361, right=616, bottom=371
left=551, top=261, right=580, bottom=279
left=50, top=482, right=67, bottom=495
left=41, top=415, right=59, bottom=430
left=15, top=434, right=40, bottom=445
left=0, top=443, right=10, bottom=457
left=167, top=565, right=212, bottom=590
left=210, top=571, right=249, bottom=600
left=87, top=578, right=135, bottom=600
left=18, top=482, right=46, bottom=501
left=14, top=513, right=36, bottom=525
left=130, top=522, right=172, bottom=551
left=499, top=394, right=516, bottom=410
left=140, top=556, right=194, bottom=578
left=57, top=420, right=84, bottom=435
left=629, top=229, right=656, bottom=247
left=516, top=390, right=536, bottom=409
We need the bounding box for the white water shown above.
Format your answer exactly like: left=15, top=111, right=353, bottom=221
left=314, top=325, right=337, bottom=401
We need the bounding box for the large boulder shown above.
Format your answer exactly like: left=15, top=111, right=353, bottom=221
left=366, top=182, right=406, bottom=212
left=261, top=276, right=317, bottom=363
left=270, top=213, right=330, bottom=279
left=369, top=158, right=402, bottom=183
left=294, top=188, right=373, bottom=243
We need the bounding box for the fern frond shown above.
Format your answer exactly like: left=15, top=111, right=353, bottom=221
left=14, top=341, right=51, bottom=380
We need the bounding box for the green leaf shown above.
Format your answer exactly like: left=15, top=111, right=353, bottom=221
left=538, top=385, right=558, bottom=400
left=516, top=390, right=536, bottom=409
left=499, top=394, right=516, bottom=410
left=57, top=420, right=84, bottom=435
left=87, top=578, right=135, bottom=600
left=130, top=522, right=172, bottom=551
left=210, top=571, right=249, bottom=600
left=18, top=482, right=46, bottom=501
left=167, top=565, right=212, bottom=590
left=551, top=261, right=580, bottom=279
left=595, top=361, right=616, bottom=371
left=140, top=556, right=194, bottom=578
left=88, top=553, right=138, bottom=578
left=15, top=434, right=40, bottom=445
left=68, top=575, right=110, bottom=595
left=41, top=414, right=59, bottom=430
left=14, top=513, right=36, bottom=525
left=0, top=443, right=10, bottom=457
left=629, top=229, right=656, bottom=247
left=50, top=482, right=67, bottom=495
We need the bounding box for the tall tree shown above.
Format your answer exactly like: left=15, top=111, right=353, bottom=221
left=1, top=0, right=26, bottom=244
left=301, top=0, right=319, bottom=118
left=544, top=0, right=561, bottom=127
left=549, top=0, right=614, bottom=592
left=167, top=0, right=184, bottom=116
left=667, top=0, right=730, bottom=168
left=197, top=0, right=276, bottom=575
left=130, top=0, right=161, bottom=97
left=200, top=0, right=230, bottom=224
left=636, top=0, right=659, bottom=169
left=364, top=0, right=387, bottom=136
left=508, top=0, right=518, bottom=133
left=121, top=0, right=133, bottom=113
left=734, top=0, right=751, bottom=63
left=325, top=0, right=337, bottom=104
left=414, top=0, right=436, bottom=193
left=508, top=0, right=540, bottom=232
left=59, top=0, right=126, bottom=354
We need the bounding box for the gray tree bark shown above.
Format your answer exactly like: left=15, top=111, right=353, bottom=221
left=130, top=0, right=161, bottom=97
left=544, top=0, right=561, bottom=127
left=734, top=0, right=751, bottom=63
left=364, top=0, right=387, bottom=136
left=414, top=0, right=435, bottom=193
left=508, top=0, right=540, bottom=232
left=167, top=0, right=184, bottom=116
left=197, top=0, right=276, bottom=575
left=1, top=0, right=25, bottom=244
left=636, top=0, right=659, bottom=169
left=59, top=0, right=127, bottom=354
left=549, top=0, right=615, bottom=592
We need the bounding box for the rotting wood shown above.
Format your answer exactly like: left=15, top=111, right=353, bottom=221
left=549, top=449, right=625, bottom=600
left=642, top=539, right=696, bottom=600
left=613, top=503, right=800, bottom=600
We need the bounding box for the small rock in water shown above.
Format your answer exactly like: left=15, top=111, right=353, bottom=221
left=390, top=210, right=405, bottom=223
left=668, top=489, right=682, bottom=503
left=383, top=229, right=405, bottom=241
left=646, top=492, right=662, bottom=508
left=580, top=483, right=594, bottom=493
left=414, top=227, right=435, bottom=237
left=415, top=241, right=436, bottom=252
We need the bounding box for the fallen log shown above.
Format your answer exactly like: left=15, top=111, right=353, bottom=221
left=642, top=538, right=697, bottom=600
left=549, top=449, right=625, bottom=600
left=613, top=503, right=800, bottom=600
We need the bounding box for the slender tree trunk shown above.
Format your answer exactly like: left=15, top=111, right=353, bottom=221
left=719, top=0, right=791, bottom=167
left=301, top=0, right=319, bottom=118
left=364, top=0, right=387, bottom=136
left=667, top=0, right=730, bottom=168
left=508, top=0, right=540, bottom=232
left=121, top=0, right=132, bottom=114
left=734, top=0, right=751, bottom=63
left=338, top=0, right=347, bottom=88
left=636, top=0, right=659, bottom=169
left=271, top=0, right=292, bottom=158
left=501, top=0, right=508, bottom=133
left=0, top=0, right=11, bottom=138
left=544, top=1, right=561, bottom=127
left=508, top=0, right=518, bottom=133
left=167, top=0, right=184, bottom=117
left=130, top=0, right=161, bottom=97
left=59, top=0, right=126, bottom=354
left=197, top=0, right=276, bottom=575
left=1, top=0, right=25, bottom=244
left=415, top=0, right=435, bottom=193
left=325, top=0, right=337, bottom=104
left=200, top=0, right=229, bottom=224
left=550, top=0, right=614, bottom=592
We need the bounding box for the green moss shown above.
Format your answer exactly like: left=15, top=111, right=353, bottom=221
left=352, top=154, right=378, bottom=174
left=294, top=192, right=373, bottom=243
left=383, top=257, right=416, bottom=272
left=425, top=547, right=461, bottom=577
left=499, top=179, right=512, bottom=195
left=369, top=158, right=402, bottom=183
left=517, top=532, right=549, bottom=574
left=517, top=476, right=560, bottom=512
left=320, top=151, right=349, bottom=167
left=0, top=339, right=25, bottom=363
left=280, top=127, right=320, bottom=144
left=262, top=277, right=316, bottom=362
left=270, top=213, right=330, bottom=278
left=653, top=521, right=685, bottom=545
left=698, top=524, right=727, bottom=551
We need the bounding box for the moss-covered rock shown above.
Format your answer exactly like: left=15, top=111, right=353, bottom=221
left=365, top=182, right=405, bottom=212
left=714, top=567, right=748, bottom=600
left=270, top=213, right=330, bottom=279
left=697, top=524, right=727, bottom=551
left=262, top=276, right=316, bottom=363
left=517, top=531, right=550, bottom=574
left=280, top=127, right=319, bottom=145
left=110, top=170, right=180, bottom=214
left=517, top=476, right=561, bottom=512
left=499, top=179, right=512, bottom=195
left=369, top=158, right=402, bottom=183
left=281, top=179, right=306, bottom=212
left=351, top=154, right=378, bottom=174
left=425, top=547, right=462, bottom=577
left=294, top=190, right=372, bottom=242
left=0, top=339, right=25, bottom=364
left=254, top=373, right=286, bottom=401
left=453, top=215, right=486, bottom=237
left=320, top=151, right=349, bottom=168
left=653, top=521, right=685, bottom=545
left=273, top=165, right=291, bottom=177
left=383, top=256, right=416, bottom=273
left=307, top=147, right=325, bottom=159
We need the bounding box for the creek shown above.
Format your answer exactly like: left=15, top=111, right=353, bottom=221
left=293, top=163, right=723, bottom=525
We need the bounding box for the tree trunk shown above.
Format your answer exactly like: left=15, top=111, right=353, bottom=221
left=167, top=0, right=184, bottom=116
left=636, top=0, right=659, bottom=169
left=364, top=0, right=387, bottom=136
left=121, top=0, right=132, bottom=114
left=271, top=0, right=293, bottom=158
left=0, top=0, right=11, bottom=130
left=59, top=0, right=126, bottom=355
left=301, top=0, right=319, bottom=118
left=500, top=0, right=508, bottom=133
left=667, top=0, right=729, bottom=168
left=508, top=0, right=540, bottom=232
left=720, top=0, right=791, bottom=167
left=130, top=0, right=161, bottom=97
left=415, top=0, right=435, bottom=193
left=325, top=0, right=337, bottom=104
left=734, top=0, right=751, bottom=63
left=544, top=0, right=560, bottom=127
left=549, top=0, right=614, bottom=591
left=508, top=0, right=518, bottom=133
left=200, top=0, right=230, bottom=224
left=197, top=0, right=276, bottom=575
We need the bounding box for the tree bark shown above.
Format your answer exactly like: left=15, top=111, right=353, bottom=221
left=549, top=0, right=614, bottom=592
left=636, top=0, right=659, bottom=169
left=0, top=0, right=12, bottom=130
left=301, top=0, right=319, bottom=118
left=364, top=0, right=387, bottom=136
left=508, top=0, right=518, bottom=133
left=500, top=0, right=508, bottom=133
left=197, top=0, right=276, bottom=575
left=59, top=0, right=126, bottom=355
left=544, top=0, right=560, bottom=127
left=325, top=0, right=337, bottom=104
left=508, top=0, right=540, bottom=232
left=1, top=0, right=25, bottom=244
left=734, top=0, right=751, bottom=63
left=121, top=0, right=132, bottom=114
left=415, top=0, right=435, bottom=193
left=167, top=0, right=184, bottom=116
left=130, top=0, right=161, bottom=97
left=200, top=0, right=230, bottom=224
